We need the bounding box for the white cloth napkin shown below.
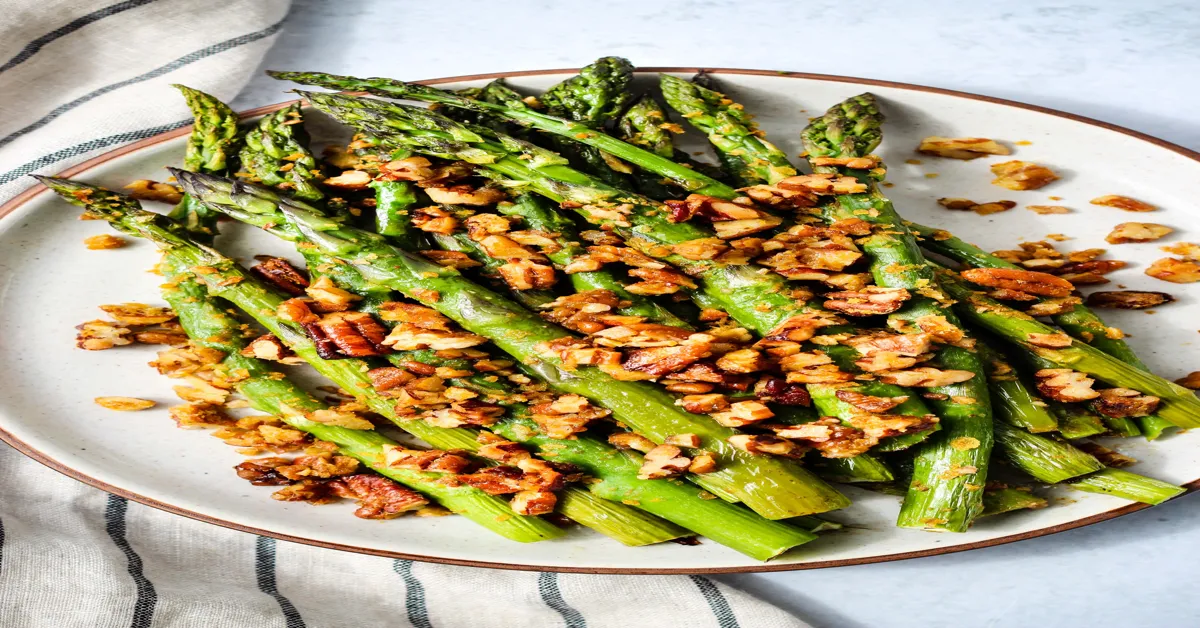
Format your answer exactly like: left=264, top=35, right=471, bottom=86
left=0, top=3, right=808, bottom=626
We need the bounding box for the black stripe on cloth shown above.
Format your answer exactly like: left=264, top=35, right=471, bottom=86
left=104, top=495, right=157, bottom=628
left=0, top=17, right=286, bottom=150
left=0, top=514, right=5, bottom=573
left=254, top=536, right=306, bottom=628
left=0, top=118, right=190, bottom=188
left=392, top=560, right=432, bottom=628
left=689, top=576, right=740, bottom=628
left=0, top=0, right=162, bottom=74
left=538, top=572, right=586, bottom=628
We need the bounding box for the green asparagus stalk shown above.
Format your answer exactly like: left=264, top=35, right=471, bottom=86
left=993, top=422, right=1104, bottom=483
left=1069, top=468, right=1185, bottom=505
left=936, top=269, right=1200, bottom=430
left=800, top=94, right=994, bottom=532
left=911, top=223, right=1172, bottom=439
left=658, top=74, right=796, bottom=186
left=370, top=180, right=424, bottom=244
left=172, top=170, right=852, bottom=519
left=40, top=176, right=565, bottom=543
left=271, top=71, right=732, bottom=196
left=541, top=57, right=634, bottom=122
left=169, top=85, right=240, bottom=237
left=614, top=93, right=726, bottom=199
left=535, top=57, right=637, bottom=188
left=1052, top=403, right=1109, bottom=440
left=238, top=103, right=323, bottom=201
left=977, top=341, right=1058, bottom=433
left=981, top=487, right=1048, bottom=516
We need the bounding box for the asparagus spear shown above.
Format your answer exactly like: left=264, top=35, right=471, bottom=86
left=541, top=57, right=635, bottom=123
left=169, top=85, right=240, bottom=237
left=613, top=93, right=730, bottom=198
left=658, top=74, right=796, bottom=186
left=981, top=487, right=1048, bottom=516
left=172, top=170, right=852, bottom=519
left=936, top=269, right=1200, bottom=430
left=910, top=223, right=1172, bottom=439
left=370, top=180, right=424, bottom=244
left=271, top=71, right=733, bottom=196
left=977, top=341, right=1058, bottom=433
left=798, top=94, right=994, bottom=532
left=1069, top=468, right=1184, bottom=505
left=238, top=103, right=323, bottom=201
left=40, top=176, right=566, bottom=543
left=536, top=57, right=637, bottom=188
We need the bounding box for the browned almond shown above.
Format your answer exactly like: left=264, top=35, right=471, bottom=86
left=1146, top=257, right=1200, bottom=284
left=94, top=396, right=156, bottom=411
left=1105, top=222, right=1173, bottom=244
left=1091, top=195, right=1156, bottom=212
left=1085, top=291, right=1174, bottom=309
left=990, top=161, right=1058, bottom=190
left=961, top=267, right=1074, bottom=297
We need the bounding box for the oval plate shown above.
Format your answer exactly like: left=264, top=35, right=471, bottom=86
left=2, top=68, right=1198, bottom=574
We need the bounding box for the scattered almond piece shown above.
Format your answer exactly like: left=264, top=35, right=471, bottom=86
left=990, top=161, right=1058, bottom=190
left=937, top=197, right=976, bottom=210
left=1161, top=242, right=1200, bottom=261
left=84, top=234, right=126, bottom=250
left=1091, top=195, right=1156, bottom=212
left=937, top=198, right=1015, bottom=215
left=1027, top=205, right=1071, bottom=215
left=1175, top=371, right=1200, bottom=390
left=972, top=201, right=1016, bottom=216
left=918, top=137, right=1010, bottom=160
left=1146, top=257, right=1200, bottom=284
left=1085, top=291, right=1174, bottom=310
left=95, top=396, right=156, bottom=411
left=1105, top=222, right=1172, bottom=244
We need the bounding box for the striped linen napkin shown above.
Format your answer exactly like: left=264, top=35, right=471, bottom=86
left=0, top=2, right=809, bottom=626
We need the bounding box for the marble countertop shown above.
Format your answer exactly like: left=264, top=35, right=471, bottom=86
left=234, top=2, right=1200, bottom=626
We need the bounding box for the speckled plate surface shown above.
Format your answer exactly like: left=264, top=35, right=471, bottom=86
left=1, top=68, right=1198, bottom=573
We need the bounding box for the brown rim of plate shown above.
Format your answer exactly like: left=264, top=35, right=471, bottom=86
left=1, top=67, right=1197, bottom=574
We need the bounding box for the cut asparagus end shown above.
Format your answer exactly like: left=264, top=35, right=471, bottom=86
left=1069, top=468, right=1185, bottom=505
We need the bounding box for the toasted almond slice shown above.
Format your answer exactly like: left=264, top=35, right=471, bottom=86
left=1091, top=195, right=1156, bottom=212
left=1105, top=222, right=1173, bottom=244
left=94, top=396, right=156, bottom=411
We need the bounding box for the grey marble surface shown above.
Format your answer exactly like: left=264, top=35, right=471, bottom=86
left=233, top=2, right=1200, bottom=626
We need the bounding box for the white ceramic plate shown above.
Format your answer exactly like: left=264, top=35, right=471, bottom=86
left=2, top=69, right=1198, bottom=573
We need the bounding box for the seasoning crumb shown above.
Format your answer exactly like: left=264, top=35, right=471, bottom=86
left=905, top=158, right=923, bottom=165
left=924, top=173, right=939, bottom=179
